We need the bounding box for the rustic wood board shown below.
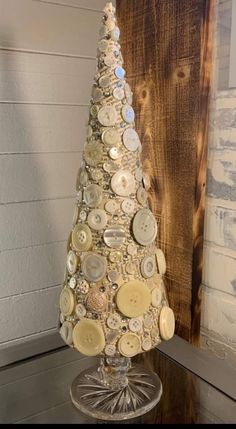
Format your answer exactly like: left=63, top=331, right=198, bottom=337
left=117, top=0, right=214, bottom=343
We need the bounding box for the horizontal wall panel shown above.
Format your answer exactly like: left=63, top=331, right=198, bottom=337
left=207, top=149, right=236, bottom=202
left=204, top=199, right=236, bottom=251
left=0, top=0, right=101, bottom=56
left=0, top=104, right=88, bottom=154
left=0, top=51, right=95, bottom=103
left=37, top=0, right=106, bottom=10
left=0, top=286, right=61, bottom=343
left=0, top=198, right=74, bottom=251
left=0, top=242, right=67, bottom=299
left=0, top=152, right=82, bottom=203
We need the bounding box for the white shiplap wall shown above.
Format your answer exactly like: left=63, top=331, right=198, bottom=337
left=0, top=0, right=106, bottom=360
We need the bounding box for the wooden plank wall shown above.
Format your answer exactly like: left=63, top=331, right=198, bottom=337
left=0, top=0, right=106, bottom=358
left=117, top=0, right=214, bottom=342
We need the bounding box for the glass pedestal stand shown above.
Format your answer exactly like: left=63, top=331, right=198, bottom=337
left=70, top=356, right=162, bottom=421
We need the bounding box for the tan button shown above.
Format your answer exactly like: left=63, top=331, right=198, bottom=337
left=67, top=250, right=78, bottom=275
left=103, top=161, right=118, bottom=173
left=92, top=87, right=103, bottom=102
left=109, top=251, right=122, bottom=263
left=82, top=253, right=107, bottom=282
left=155, top=249, right=167, bottom=275
left=137, top=187, right=148, bottom=206
left=121, top=198, right=135, bottom=214
left=159, top=306, right=175, bottom=341
left=87, top=290, right=107, bottom=312
left=143, top=173, right=151, bottom=191
left=109, top=147, right=122, bottom=160
left=69, top=276, right=77, bottom=289
left=60, top=321, right=73, bottom=346
left=99, top=75, right=111, bottom=88
left=116, top=280, right=151, bottom=318
left=105, top=199, right=120, bottom=214
left=87, top=209, right=107, bottom=230
left=135, top=168, right=143, bottom=182
left=127, top=243, right=137, bottom=256
left=77, top=279, right=90, bottom=295
left=75, top=303, right=86, bottom=318
left=142, top=337, right=152, bottom=351
left=91, top=169, right=103, bottom=182
left=118, top=333, right=141, bottom=357
left=73, top=320, right=105, bottom=356
left=104, top=53, right=116, bottom=67
left=59, top=287, right=75, bottom=316
left=121, top=104, right=135, bottom=123
left=113, top=87, right=125, bottom=100
left=132, top=209, right=157, bottom=246
left=103, top=226, right=126, bottom=248
left=122, top=128, right=140, bottom=151
left=111, top=26, right=120, bottom=42
left=141, top=256, right=156, bottom=279
left=129, top=317, right=142, bottom=332
left=151, top=287, right=162, bottom=308
left=98, top=106, right=117, bottom=127
left=107, top=313, right=121, bottom=330
left=76, top=167, right=88, bottom=188
left=98, top=39, right=109, bottom=52
left=106, top=19, right=115, bottom=31
left=90, top=104, right=99, bottom=117
left=84, top=141, right=103, bottom=167
left=111, top=170, right=135, bottom=196
left=105, top=344, right=116, bottom=356
left=102, top=128, right=121, bottom=146
left=107, top=270, right=120, bottom=283
left=72, top=223, right=92, bottom=252
left=84, top=184, right=103, bottom=208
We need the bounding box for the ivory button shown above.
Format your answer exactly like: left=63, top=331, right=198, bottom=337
left=141, top=255, right=156, bottom=279
left=107, top=313, right=121, bottom=330
left=87, top=209, right=107, bottom=230
left=72, top=224, right=92, bottom=252
left=105, top=199, right=120, bottom=214
left=129, top=317, right=142, bottom=332
left=113, top=87, right=125, bottom=100
left=121, top=104, right=135, bottom=123
left=151, top=287, right=162, bottom=308
left=67, top=250, right=78, bottom=275
left=159, top=306, right=175, bottom=341
left=84, top=184, right=103, bottom=208
left=137, top=187, right=148, bottom=206
left=111, top=26, right=120, bottom=42
left=122, top=128, right=140, bottom=151
left=116, top=280, right=151, bottom=318
left=132, top=209, right=157, bottom=246
left=102, top=128, right=121, bottom=146
left=121, top=198, right=135, bottom=214
left=155, top=248, right=167, bottom=275
left=69, top=276, right=77, bottom=289
left=142, top=337, right=152, bottom=351
left=105, top=344, right=116, bottom=356
left=59, top=287, right=75, bottom=316
left=75, top=303, right=86, bottom=318
left=111, top=170, right=135, bottom=196
left=60, top=321, right=73, bottom=346
left=84, top=141, right=103, bottom=166
left=98, top=106, right=117, bottom=127
left=73, top=319, right=105, bottom=356
left=82, top=253, right=107, bottom=282
left=118, top=333, right=141, bottom=357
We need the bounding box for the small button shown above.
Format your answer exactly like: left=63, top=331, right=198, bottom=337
left=111, top=170, right=135, bottom=196
left=121, top=104, right=135, bottom=123
left=82, top=253, right=107, bottom=282
left=87, top=290, right=107, bottom=312
left=92, top=87, right=103, bottom=102
left=116, top=280, right=151, bottom=318
left=159, top=306, right=175, bottom=341
left=104, top=53, right=116, bottom=67
left=105, top=344, right=116, bottom=356
left=107, top=270, right=120, bottom=283
left=125, top=262, right=136, bottom=274
left=111, top=26, right=120, bottom=42
left=103, top=160, right=118, bottom=173
left=142, top=337, right=152, bottom=351
left=99, top=75, right=111, bottom=88
left=60, top=321, right=73, bottom=346
left=113, top=87, right=125, bottom=100
left=132, top=209, right=157, bottom=246
left=151, top=326, right=160, bottom=340
left=129, top=317, right=142, bottom=332
left=121, top=198, right=135, bottom=214
left=72, top=205, right=79, bottom=227
left=84, top=141, right=103, bottom=166
left=76, top=166, right=88, bottom=189
left=109, top=250, right=122, bottom=263
left=98, top=39, right=109, bottom=52
left=143, top=312, right=154, bottom=329
left=87, top=125, right=93, bottom=138
left=79, top=210, right=87, bottom=222
left=76, top=190, right=83, bottom=202
left=135, top=168, right=143, bottom=182
left=122, top=128, right=140, bottom=151
left=77, top=279, right=90, bottom=295
left=109, top=147, right=122, bottom=160
left=114, top=66, right=125, bottom=80
left=67, top=250, right=78, bottom=275
left=90, top=104, right=99, bottom=117
left=137, top=187, right=148, bottom=206
left=127, top=243, right=137, bottom=256
left=105, top=199, right=120, bottom=214
left=98, top=106, right=117, bottom=127
left=59, top=287, right=75, bottom=316
left=143, top=173, right=151, bottom=191
left=73, top=319, right=105, bottom=356
left=151, top=287, right=162, bottom=308
left=118, top=333, right=141, bottom=357
left=87, top=209, right=107, bottom=230
left=155, top=248, right=167, bottom=275
left=103, top=226, right=126, bottom=248
left=107, top=313, right=121, bottom=330
left=75, top=303, right=86, bottom=318
left=102, top=128, right=121, bottom=146
left=72, top=223, right=92, bottom=252
left=91, top=169, right=103, bottom=182
left=69, top=276, right=77, bottom=289
left=84, top=184, right=103, bottom=208
left=141, top=255, right=156, bottom=279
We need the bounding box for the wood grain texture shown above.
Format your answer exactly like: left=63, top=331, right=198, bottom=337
left=117, top=0, right=214, bottom=342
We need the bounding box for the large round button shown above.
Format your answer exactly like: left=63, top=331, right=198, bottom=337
left=111, top=170, right=135, bottom=196
left=137, top=187, right=148, bottom=206
left=72, top=223, right=92, bottom=252
left=111, top=26, right=120, bottom=42
left=84, top=141, right=103, bottom=166
left=105, top=199, right=120, bottom=214
left=107, top=313, right=121, bottom=330
left=151, top=287, right=162, bottom=308
left=116, top=280, right=151, bottom=318
left=155, top=248, right=167, bottom=275
left=141, top=255, right=156, bottom=279
left=82, top=253, right=107, bottom=282
left=67, top=250, right=78, bottom=275
left=132, top=209, right=157, bottom=246
left=60, top=321, right=73, bottom=346
left=84, top=184, right=103, bottom=208
left=87, top=209, right=107, bottom=230
left=122, top=128, right=140, bottom=151
left=159, top=306, right=175, bottom=341
left=59, top=287, right=75, bottom=316
left=121, top=198, right=135, bottom=214
left=121, top=104, right=135, bottom=123
left=86, top=290, right=107, bottom=312
left=73, top=320, right=105, bottom=356
left=102, top=128, right=121, bottom=146
left=103, top=226, right=126, bottom=248
left=98, top=106, right=117, bottom=126
left=118, top=333, right=141, bottom=357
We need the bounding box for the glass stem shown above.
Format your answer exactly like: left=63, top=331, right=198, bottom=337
left=99, top=356, right=131, bottom=391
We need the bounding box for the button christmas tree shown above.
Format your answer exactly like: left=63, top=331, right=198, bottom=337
left=59, top=2, right=175, bottom=420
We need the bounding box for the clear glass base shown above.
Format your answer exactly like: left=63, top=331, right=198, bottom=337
left=70, top=357, right=162, bottom=421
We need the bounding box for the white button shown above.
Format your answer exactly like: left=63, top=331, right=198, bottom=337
left=137, top=187, right=148, bottom=206
left=87, top=290, right=107, bottom=312
left=102, top=128, right=121, bottom=146
left=109, top=147, right=122, bottom=160
left=98, top=106, right=117, bottom=126
left=76, top=167, right=88, bottom=188
left=142, top=337, right=152, bottom=351
left=105, top=199, right=120, bottom=214
left=118, top=333, right=141, bottom=357
left=104, top=53, right=116, bottom=67
left=60, top=321, right=73, bottom=346
left=103, top=226, right=126, bottom=248
left=72, top=224, right=92, bottom=252
left=107, top=313, right=121, bottom=330
left=121, top=198, right=135, bottom=214
left=159, top=306, right=175, bottom=341
left=90, top=104, right=99, bottom=117
left=143, top=173, right=151, bottom=191
left=141, top=255, right=156, bottom=278
left=77, top=279, right=90, bottom=295
left=98, top=39, right=109, bottom=52
left=84, top=184, right=103, bottom=208
left=111, top=170, right=135, bottom=196
left=87, top=209, right=107, bottom=230
left=69, top=276, right=77, bottom=289
left=82, top=253, right=107, bottom=282
left=114, top=66, right=125, bottom=79
left=113, top=87, right=125, bottom=100
left=99, top=75, right=111, bottom=88
left=127, top=243, right=137, bottom=256
left=105, top=344, right=116, bottom=356
left=111, top=26, right=120, bottom=41
left=79, top=210, right=87, bottom=222
left=132, top=209, right=157, bottom=246
left=121, top=104, right=135, bottom=123
left=84, top=141, right=103, bottom=166
left=122, top=128, right=140, bottom=151
left=92, top=87, right=103, bottom=102
left=72, top=205, right=79, bottom=227
left=91, top=169, right=103, bottom=182
left=143, top=312, right=154, bottom=328
left=129, top=318, right=142, bottom=332
left=75, top=303, right=86, bottom=318
left=155, top=248, right=167, bottom=275
left=67, top=250, right=78, bottom=275
left=135, top=168, right=143, bottom=182
left=151, top=287, right=162, bottom=308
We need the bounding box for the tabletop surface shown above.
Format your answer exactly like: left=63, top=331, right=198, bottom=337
left=0, top=346, right=235, bottom=424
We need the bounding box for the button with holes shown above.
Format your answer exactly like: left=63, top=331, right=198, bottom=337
left=72, top=223, right=92, bottom=252
left=67, top=250, right=78, bottom=275
left=104, top=226, right=126, bottom=248
left=118, top=333, right=141, bottom=357
left=116, top=280, right=151, bottom=318
left=102, top=128, right=121, bottom=146
left=87, top=209, right=107, bottom=231
left=111, top=170, right=135, bottom=196
left=142, top=337, right=152, bottom=351
left=141, top=255, right=156, bottom=279
left=75, top=303, right=86, bottom=318
left=129, top=317, right=142, bottom=333
left=82, top=253, right=107, bottom=283
left=107, top=313, right=121, bottom=330
left=132, top=209, right=157, bottom=246
left=121, top=198, right=135, bottom=214
left=59, top=287, right=75, bottom=316
left=98, top=106, right=117, bottom=127
left=105, top=344, right=116, bottom=356
left=73, top=319, right=105, bottom=356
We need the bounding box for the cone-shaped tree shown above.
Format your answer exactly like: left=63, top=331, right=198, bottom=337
left=59, top=2, right=175, bottom=358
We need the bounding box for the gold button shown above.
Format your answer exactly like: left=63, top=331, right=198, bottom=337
left=109, top=251, right=122, bottom=263
left=73, top=319, right=105, bottom=356
left=118, top=333, right=141, bottom=357
left=59, top=287, right=75, bottom=316
left=116, top=280, right=151, bottom=318
left=159, top=306, right=175, bottom=341
left=86, top=290, right=107, bottom=312
left=72, top=223, right=92, bottom=252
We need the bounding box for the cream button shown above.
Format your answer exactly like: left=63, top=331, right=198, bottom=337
left=151, top=287, right=162, bottom=308
left=105, top=344, right=116, bottom=356
left=69, top=276, right=77, bottom=289
left=159, top=306, right=175, bottom=341
left=105, top=199, right=119, bottom=214
left=111, top=170, right=135, bottom=196
left=82, top=253, right=107, bottom=282
left=107, top=313, right=121, bottom=330
left=103, top=160, right=119, bottom=173
left=155, top=249, right=167, bottom=275
left=109, top=147, right=122, bottom=160
left=98, top=39, right=109, bottom=52
left=79, top=210, right=87, bottom=222
left=77, top=279, right=90, bottom=295
left=137, top=187, right=148, bottom=206
left=107, top=270, right=120, bottom=283
left=127, top=243, right=137, bottom=256
left=59, top=287, right=75, bottom=316
left=87, top=290, right=107, bottom=312
left=121, top=104, right=135, bottom=123
left=123, top=128, right=140, bottom=151
left=75, top=303, right=86, bottom=318
left=98, top=106, right=117, bottom=127
left=125, top=261, right=136, bottom=274
left=109, top=250, right=122, bottom=263
left=72, top=223, right=92, bottom=252
left=91, top=168, right=103, bottom=182
left=103, top=226, right=126, bottom=248
left=118, top=333, right=141, bottom=357
left=143, top=312, right=154, bottom=329
left=113, top=87, right=125, bottom=100
left=111, top=26, right=120, bottom=41
left=67, top=250, right=78, bottom=275
left=116, top=280, right=151, bottom=318
left=84, top=184, right=103, bottom=208
left=135, top=168, right=143, bottom=182
left=102, top=128, right=121, bottom=146
left=99, top=75, right=111, bottom=88
left=129, top=317, right=142, bottom=332
left=141, top=255, right=156, bottom=279
left=87, top=209, right=107, bottom=230
left=143, top=173, right=151, bottom=191
left=76, top=167, right=88, bottom=188
left=132, top=209, right=157, bottom=246
left=84, top=141, right=103, bottom=166
left=73, top=320, right=105, bottom=356
left=60, top=321, right=73, bottom=346
left=104, top=53, right=116, bottom=67
left=121, top=198, right=135, bottom=214
left=90, top=104, right=99, bottom=118
left=114, top=66, right=125, bottom=79
left=87, top=125, right=93, bottom=138
left=92, top=87, right=103, bottom=102
left=142, top=337, right=152, bottom=351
